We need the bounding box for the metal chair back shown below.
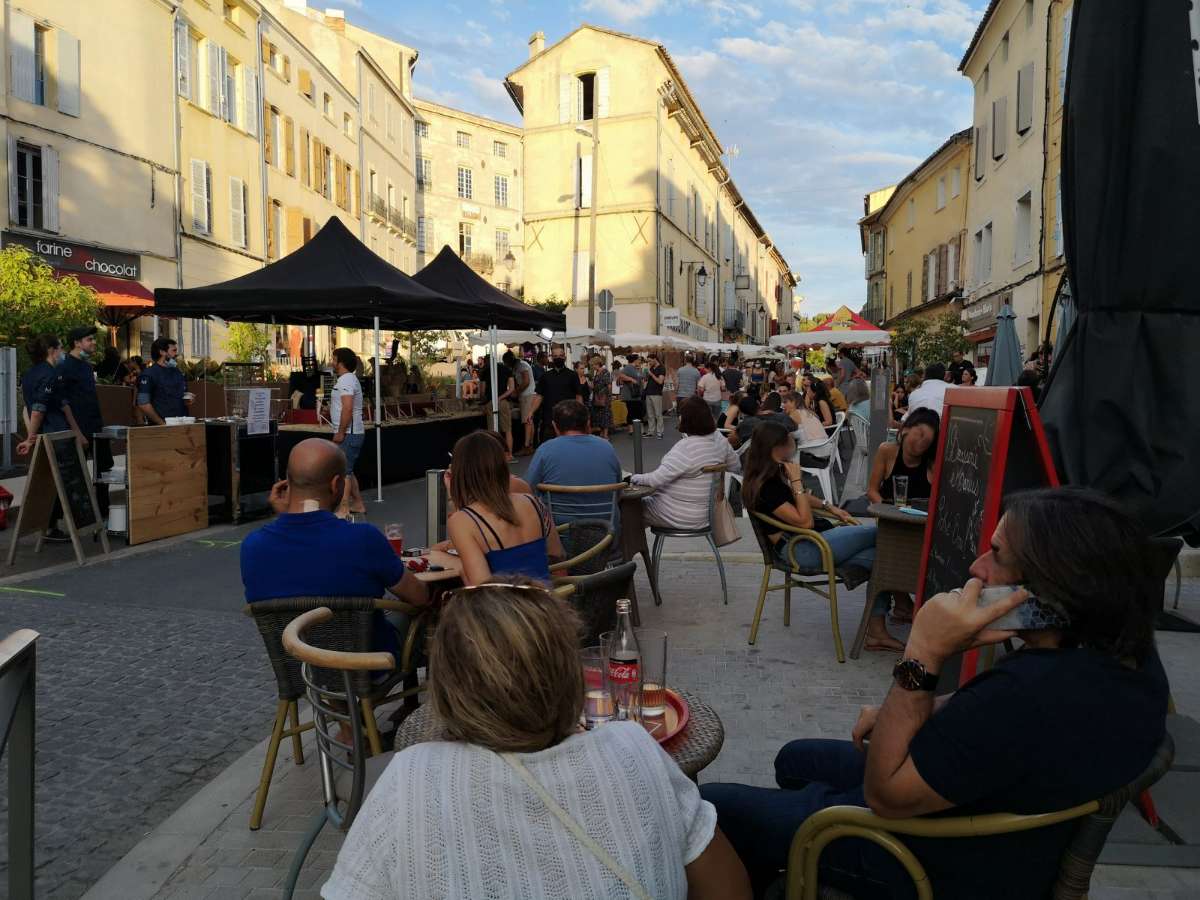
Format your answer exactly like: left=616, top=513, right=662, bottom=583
left=538, top=481, right=626, bottom=529
left=556, top=560, right=637, bottom=646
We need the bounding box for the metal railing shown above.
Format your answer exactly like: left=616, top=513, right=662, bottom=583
left=462, top=252, right=494, bottom=274
left=723, top=308, right=744, bottom=331
left=417, top=179, right=431, bottom=192
left=369, top=194, right=387, bottom=219
left=0, top=629, right=38, bottom=898
left=400, top=216, right=417, bottom=243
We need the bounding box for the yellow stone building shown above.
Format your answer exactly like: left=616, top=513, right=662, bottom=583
left=412, top=99, right=524, bottom=295
left=859, top=130, right=972, bottom=335
left=504, top=25, right=795, bottom=344
left=1, top=0, right=179, bottom=360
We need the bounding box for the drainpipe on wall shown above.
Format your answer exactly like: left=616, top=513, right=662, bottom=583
left=257, top=18, right=269, bottom=271
left=357, top=55, right=367, bottom=244
left=654, top=90, right=662, bottom=335
left=169, top=2, right=184, bottom=350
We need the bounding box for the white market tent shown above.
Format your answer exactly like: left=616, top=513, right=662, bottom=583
left=465, top=328, right=614, bottom=347
left=770, top=305, right=891, bottom=350
left=610, top=332, right=702, bottom=351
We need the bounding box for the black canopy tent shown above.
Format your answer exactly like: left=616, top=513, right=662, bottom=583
left=154, top=217, right=566, bottom=497
left=1040, top=0, right=1200, bottom=544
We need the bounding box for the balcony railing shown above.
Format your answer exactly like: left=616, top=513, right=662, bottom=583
left=723, top=308, right=744, bottom=332
left=0, top=629, right=38, bottom=899
left=417, top=179, right=431, bottom=192
left=462, top=252, right=494, bottom=274
left=369, top=193, right=387, bottom=219
left=400, top=216, right=417, bottom=243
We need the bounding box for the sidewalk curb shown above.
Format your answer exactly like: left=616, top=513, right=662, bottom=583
left=82, top=733, right=281, bottom=900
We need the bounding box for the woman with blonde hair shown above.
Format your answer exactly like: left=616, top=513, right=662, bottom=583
left=445, top=431, right=562, bottom=584
left=323, top=581, right=751, bottom=900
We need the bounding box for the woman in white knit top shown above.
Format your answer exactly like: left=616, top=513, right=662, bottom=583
left=631, top=397, right=741, bottom=530
left=322, top=581, right=750, bottom=900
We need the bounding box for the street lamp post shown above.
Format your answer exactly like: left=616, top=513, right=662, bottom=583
left=576, top=121, right=600, bottom=330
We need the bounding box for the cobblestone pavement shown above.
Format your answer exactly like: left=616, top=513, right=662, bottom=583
left=143, top=563, right=1200, bottom=900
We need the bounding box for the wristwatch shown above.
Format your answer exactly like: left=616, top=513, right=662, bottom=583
left=893, top=657, right=939, bottom=691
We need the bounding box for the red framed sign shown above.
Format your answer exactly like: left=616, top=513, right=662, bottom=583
left=914, top=387, right=1058, bottom=684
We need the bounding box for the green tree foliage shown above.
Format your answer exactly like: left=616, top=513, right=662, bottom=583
left=0, top=245, right=103, bottom=369
left=890, top=312, right=969, bottom=372
left=223, top=323, right=272, bottom=362
left=525, top=294, right=567, bottom=315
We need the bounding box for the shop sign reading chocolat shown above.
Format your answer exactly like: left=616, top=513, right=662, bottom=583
left=1, top=231, right=141, bottom=280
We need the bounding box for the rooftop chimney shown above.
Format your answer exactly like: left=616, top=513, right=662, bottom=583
left=324, top=8, right=345, bottom=32
left=529, top=31, right=545, bottom=58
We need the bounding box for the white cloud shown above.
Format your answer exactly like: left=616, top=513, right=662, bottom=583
left=463, top=67, right=511, bottom=107
left=692, top=0, right=764, bottom=25
left=579, top=0, right=665, bottom=25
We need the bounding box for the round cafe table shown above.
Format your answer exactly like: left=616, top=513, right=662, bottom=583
left=394, top=688, right=725, bottom=780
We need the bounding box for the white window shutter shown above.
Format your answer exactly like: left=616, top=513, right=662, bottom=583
left=42, top=145, right=59, bottom=232
left=596, top=67, right=610, bottom=118
left=1017, top=63, right=1034, bottom=133
left=220, top=47, right=231, bottom=121
left=992, top=97, right=1007, bottom=158
left=558, top=75, right=571, bottom=123
left=579, top=154, right=592, bottom=208
left=205, top=42, right=220, bottom=115
left=242, top=70, right=258, bottom=137
left=1055, top=173, right=1063, bottom=256
left=229, top=177, right=245, bottom=248
left=575, top=77, right=585, bottom=123
left=947, top=240, right=958, bottom=289
left=7, top=136, right=18, bottom=222
left=190, top=158, right=208, bottom=232
left=175, top=19, right=190, bottom=99
left=10, top=11, right=35, bottom=103
left=51, top=31, right=81, bottom=116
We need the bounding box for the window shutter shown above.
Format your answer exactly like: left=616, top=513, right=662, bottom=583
left=1017, top=63, right=1034, bottom=133
left=229, top=177, right=245, bottom=248
left=175, top=20, right=190, bottom=99
left=286, top=208, right=303, bottom=254
left=283, top=55, right=291, bottom=82
left=190, top=159, right=208, bottom=232
left=242, top=70, right=258, bottom=137
left=42, top=145, right=59, bottom=232
left=579, top=155, right=592, bottom=208
left=267, top=202, right=277, bottom=258
left=974, top=126, right=983, bottom=178
left=920, top=252, right=929, bottom=302
left=56, top=32, right=81, bottom=116
left=207, top=42, right=221, bottom=115
left=261, top=35, right=271, bottom=64
left=334, top=155, right=342, bottom=206
left=300, top=127, right=310, bottom=186
left=596, top=67, right=610, bottom=118
left=285, top=117, right=295, bottom=176
left=7, top=136, right=19, bottom=222
left=1054, top=173, right=1063, bottom=256
left=938, top=243, right=949, bottom=295
left=9, top=11, right=35, bottom=103
left=263, top=104, right=273, bottom=164
left=991, top=97, right=1007, bottom=158
left=559, top=75, right=571, bottom=124
left=1059, top=10, right=1072, bottom=94
left=299, top=69, right=312, bottom=98
left=947, top=237, right=958, bottom=289
left=353, top=169, right=360, bottom=215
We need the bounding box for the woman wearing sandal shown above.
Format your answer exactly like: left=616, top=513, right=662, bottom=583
left=323, top=580, right=751, bottom=900
left=741, top=421, right=904, bottom=652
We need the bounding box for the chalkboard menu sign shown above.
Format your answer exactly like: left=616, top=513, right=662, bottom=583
left=51, top=433, right=98, bottom=530
left=921, top=406, right=997, bottom=601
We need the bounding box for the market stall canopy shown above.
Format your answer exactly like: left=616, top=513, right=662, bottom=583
left=154, top=218, right=509, bottom=330
left=413, top=246, right=564, bottom=332
left=610, top=332, right=700, bottom=351
left=771, top=305, right=891, bottom=350
left=1040, top=0, right=1200, bottom=539
left=465, top=328, right=613, bottom=347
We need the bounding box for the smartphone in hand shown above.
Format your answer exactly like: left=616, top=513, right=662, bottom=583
left=978, top=585, right=1069, bottom=631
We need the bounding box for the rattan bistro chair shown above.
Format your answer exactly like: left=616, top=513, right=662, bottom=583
left=537, top=482, right=626, bottom=529
left=748, top=512, right=851, bottom=661
left=554, top=560, right=637, bottom=646
left=553, top=518, right=616, bottom=577
left=244, top=596, right=427, bottom=830
left=648, top=465, right=730, bottom=607
left=778, top=733, right=1176, bottom=900
left=279, top=607, right=399, bottom=900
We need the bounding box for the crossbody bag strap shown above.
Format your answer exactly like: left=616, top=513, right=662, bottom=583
left=499, top=753, right=653, bottom=900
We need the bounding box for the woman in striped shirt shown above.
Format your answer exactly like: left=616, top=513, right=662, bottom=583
left=631, top=397, right=740, bottom=530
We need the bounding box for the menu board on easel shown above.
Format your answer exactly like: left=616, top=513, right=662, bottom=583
left=6, top=432, right=111, bottom=567
left=914, top=387, right=1058, bottom=685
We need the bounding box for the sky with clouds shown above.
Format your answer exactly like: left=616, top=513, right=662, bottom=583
left=339, top=0, right=989, bottom=316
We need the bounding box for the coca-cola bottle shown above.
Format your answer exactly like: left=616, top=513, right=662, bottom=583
left=607, top=599, right=642, bottom=722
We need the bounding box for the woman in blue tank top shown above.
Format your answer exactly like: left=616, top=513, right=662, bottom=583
left=446, top=431, right=562, bottom=585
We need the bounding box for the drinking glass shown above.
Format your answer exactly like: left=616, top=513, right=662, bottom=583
left=385, top=523, right=404, bottom=555
left=580, top=646, right=613, bottom=729
left=892, top=476, right=909, bottom=506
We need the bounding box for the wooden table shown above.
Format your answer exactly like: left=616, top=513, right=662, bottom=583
left=412, top=549, right=463, bottom=583
left=619, top=484, right=659, bottom=622
left=850, top=502, right=928, bottom=659
left=394, top=688, right=725, bottom=780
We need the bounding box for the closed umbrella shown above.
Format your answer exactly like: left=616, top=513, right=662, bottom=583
left=1053, top=279, right=1076, bottom=361
left=984, top=304, right=1022, bottom=387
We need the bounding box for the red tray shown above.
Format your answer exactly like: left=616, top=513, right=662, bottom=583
left=643, top=688, right=690, bottom=744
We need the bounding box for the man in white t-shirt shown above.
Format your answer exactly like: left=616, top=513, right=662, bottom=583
left=697, top=366, right=723, bottom=423
left=904, top=362, right=950, bottom=421
left=507, top=350, right=537, bottom=456
left=330, top=347, right=366, bottom=517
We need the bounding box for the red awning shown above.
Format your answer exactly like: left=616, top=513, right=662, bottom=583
left=67, top=272, right=155, bottom=309
left=966, top=326, right=997, bottom=344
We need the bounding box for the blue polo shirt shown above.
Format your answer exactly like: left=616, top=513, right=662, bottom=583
left=241, top=510, right=408, bottom=657
left=137, top=362, right=187, bottom=419
left=20, top=361, right=69, bottom=433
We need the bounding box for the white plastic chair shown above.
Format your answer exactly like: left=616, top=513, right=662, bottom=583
left=838, top=412, right=871, bottom=505
left=796, top=415, right=846, bottom=503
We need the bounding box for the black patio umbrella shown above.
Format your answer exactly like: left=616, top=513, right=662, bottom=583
left=1039, top=0, right=1200, bottom=542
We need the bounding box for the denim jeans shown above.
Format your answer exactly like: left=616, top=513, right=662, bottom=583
left=700, top=740, right=916, bottom=899
left=773, top=522, right=887, bottom=615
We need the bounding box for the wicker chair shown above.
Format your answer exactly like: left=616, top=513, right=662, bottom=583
left=244, top=596, right=427, bottom=830
left=778, top=733, right=1176, bottom=900
left=279, top=607, right=399, bottom=900
left=554, top=560, right=637, bottom=646
left=537, top=481, right=626, bottom=529
left=748, top=512, right=853, bottom=661
left=553, top=518, right=616, bottom=577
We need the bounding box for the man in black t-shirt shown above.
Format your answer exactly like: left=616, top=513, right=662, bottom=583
left=702, top=488, right=1168, bottom=899
left=642, top=354, right=666, bottom=438
left=947, top=350, right=975, bottom=386
left=533, top=345, right=580, bottom=443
